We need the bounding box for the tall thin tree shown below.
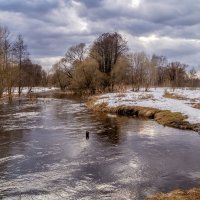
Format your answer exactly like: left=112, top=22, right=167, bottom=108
left=13, top=34, right=29, bottom=96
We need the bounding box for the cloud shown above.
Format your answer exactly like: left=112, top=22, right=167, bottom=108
left=0, top=0, right=199, bottom=71
left=0, top=0, right=59, bottom=14
left=74, top=0, right=101, bottom=8
left=32, top=56, right=63, bottom=70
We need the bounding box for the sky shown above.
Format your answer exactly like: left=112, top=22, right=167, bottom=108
left=0, top=0, right=199, bottom=71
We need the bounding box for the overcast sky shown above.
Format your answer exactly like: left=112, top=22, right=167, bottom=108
left=0, top=0, right=199, bottom=71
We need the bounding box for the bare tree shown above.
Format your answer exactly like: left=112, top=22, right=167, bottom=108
left=0, top=25, right=50, bottom=101
left=64, top=43, right=87, bottom=65
left=128, top=52, right=149, bottom=91
left=70, top=59, right=100, bottom=94
left=111, top=56, right=130, bottom=92
left=20, top=59, right=45, bottom=94
left=0, top=26, right=7, bottom=97
left=167, top=62, right=188, bottom=90
left=51, top=62, right=70, bottom=91
left=0, top=26, right=17, bottom=101
left=189, top=67, right=197, bottom=88
left=13, top=34, right=29, bottom=97
left=151, top=54, right=168, bottom=86
left=91, top=32, right=128, bottom=74
left=50, top=43, right=88, bottom=91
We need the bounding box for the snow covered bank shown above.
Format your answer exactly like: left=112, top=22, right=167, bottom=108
left=94, top=88, right=200, bottom=124
left=3, top=87, right=59, bottom=95
left=87, top=88, right=200, bottom=132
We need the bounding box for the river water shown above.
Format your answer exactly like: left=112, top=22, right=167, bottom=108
left=0, top=96, right=200, bottom=199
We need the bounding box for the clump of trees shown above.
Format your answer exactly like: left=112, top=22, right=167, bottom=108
left=50, top=32, right=200, bottom=94
left=0, top=26, right=47, bottom=100
left=1, top=27, right=199, bottom=99
left=50, top=32, right=131, bottom=94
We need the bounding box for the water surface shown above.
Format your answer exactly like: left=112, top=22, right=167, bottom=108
left=0, top=96, right=200, bottom=199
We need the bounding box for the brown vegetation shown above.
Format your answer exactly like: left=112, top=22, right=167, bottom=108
left=87, top=97, right=200, bottom=133
left=0, top=26, right=47, bottom=101
left=1, top=27, right=200, bottom=101
left=146, top=188, right=200, bottom=200
left=163, top=92, right=188, bottom=100
left=138, top=94, right=154, bottom=100
left=115, top=93, right=126, bottom=98
left=50, top=32, right=200, bottom=95
left=154, top=111, right=186, bottom=125
left=163, top=92, right=200, bottom=111
left=193, top=104, right=200, bottom=110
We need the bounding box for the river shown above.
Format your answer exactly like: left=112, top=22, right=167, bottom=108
left=0, top=95, right=200, bottom=199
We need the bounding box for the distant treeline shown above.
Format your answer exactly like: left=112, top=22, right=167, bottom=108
left=49, top=32, right=200, bottom=94
left=0, top=26, right=47, bottom=100
left=1, top=25, right=199, bottom=99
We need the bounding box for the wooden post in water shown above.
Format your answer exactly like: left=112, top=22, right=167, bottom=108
left=86, top=131, right=89, bottom=140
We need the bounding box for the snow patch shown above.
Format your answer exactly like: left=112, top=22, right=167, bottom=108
left=95, top=88, right=200, bottom=124
left=2, top=87, right=59, bottom=96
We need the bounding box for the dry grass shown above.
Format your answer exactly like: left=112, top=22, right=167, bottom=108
left=86, top=96, right=200, bottom=132
left=193, top=104, right=200, bottom=110
left=190, top=98, right=199, bottom=103
left=86, top=96, right=109, bottom=112
left=87, top=97, right=186, bottom=125
left=164, top=91, right=200, bottom=111
left=154, top=110, right=186, bottom=126
left=98, top=96, right=109, bottom=100
left=163, top=92, right=188, bottom=100
left=146, top=188, right=200, bottom=200
left=115, top=93, right=126, bottom=98
left=138, top=94, right=154, bottom=100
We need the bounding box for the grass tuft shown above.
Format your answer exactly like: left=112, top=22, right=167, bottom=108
left=163, top=92, right=187, bottom=100
left=154, top=110, right=186, bottom=126
left=193, top=103, right=200, bottom=110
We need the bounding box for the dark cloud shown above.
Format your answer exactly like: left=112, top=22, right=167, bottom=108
left=0, top=0, right=199, bottom=70
left=74, top=0, right=102, bottom=8
left=0, top=0, right=59, bottom=14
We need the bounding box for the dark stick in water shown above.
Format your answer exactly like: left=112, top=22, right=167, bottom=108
left=86, top=131, right=89, bottom=140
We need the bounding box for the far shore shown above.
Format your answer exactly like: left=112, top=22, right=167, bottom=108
left=86, top=88, right=200, bottom=133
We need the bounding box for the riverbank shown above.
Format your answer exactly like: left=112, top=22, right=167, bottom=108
left=0, top=87, right=59, bottom=103
left=146, top=188, right=200, bottom=200
left=87, top=88, right=200, bottom=133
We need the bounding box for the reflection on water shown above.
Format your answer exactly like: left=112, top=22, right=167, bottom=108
left=0, top=96, right=200, bottom=199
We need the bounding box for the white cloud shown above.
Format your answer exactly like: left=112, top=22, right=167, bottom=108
left=46, top=1, right=88, bottom=34
left=32, top=56, right=63, bottom=69
left=131, top=0, right=141, bottom=8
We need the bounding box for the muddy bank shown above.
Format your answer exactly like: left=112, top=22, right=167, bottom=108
left=87, top=97, right=200, bottom=133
